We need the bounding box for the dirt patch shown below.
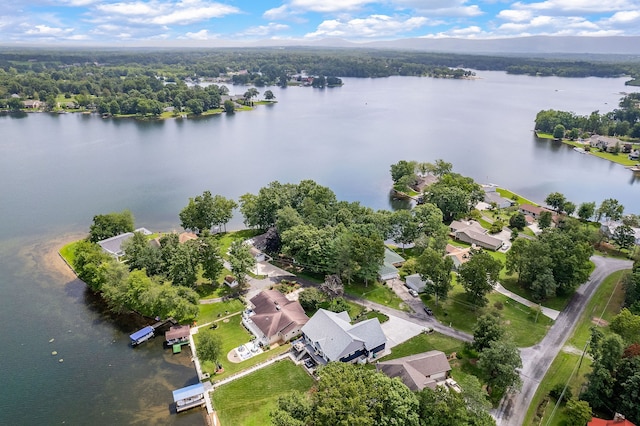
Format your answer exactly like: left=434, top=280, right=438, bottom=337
left=591, top=317, right=609, bottom=327
left=227, top=348, right=242, bottom=363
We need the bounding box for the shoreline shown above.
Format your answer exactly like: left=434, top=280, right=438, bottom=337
left=535, top=131, right=639, bottom=168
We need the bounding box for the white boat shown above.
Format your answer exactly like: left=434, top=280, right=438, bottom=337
left=573, top=147, right=588, bottom=154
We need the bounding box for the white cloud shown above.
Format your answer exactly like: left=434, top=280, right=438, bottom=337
left=238, top=23, right=290, bottom=37
left=511, top=0, right=634, bottom=14
left=497, top=9, right=533, bottom=22
left=263, top=5, right=292, bottom=20
left=25, top=24, right=74, bottom=36
left=391, top=0, right=484, bottom=16
left=184, top=29, right=212, bottom=39
left=59, top=0, right=99, bottom=6
left=604, top=10, right=640, bottom=24
left=95, top=0, right=240, bottom=26
left=289, top=0, right=375, bottom=13
left=496, top=14, right=611, bottom=36
left=305, top=14, right=429, bottom=39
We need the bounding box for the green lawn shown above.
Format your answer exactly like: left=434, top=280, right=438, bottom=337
left=215, top=230, right=261, bottom=258
left=496, top=188, right=538, bottom=206
left=59, top=240, right=82, bottom=267
left=197, top=314, right=290, bottom=380
left=344, top=281, right=410, bottom=312
left=561, top=140, right=638, bottom=166
left=523, top=269, right=630, bottom=426
left=212, top=359, right=314, bottom=426
left=197, top=299, right=245, bottom=324
left=499, top=261, right=596, bottom=312
left=382, top=331, right=464, bottom=359
left=423, top=279, right=553, bottom=347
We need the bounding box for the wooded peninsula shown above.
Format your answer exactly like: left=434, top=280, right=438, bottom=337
left=2, top=47, right=640, bottom=117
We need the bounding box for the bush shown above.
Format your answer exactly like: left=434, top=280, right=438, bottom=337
left=549, top=383, right=572, bottom=403
left=493, top=301, right=504, bottom=310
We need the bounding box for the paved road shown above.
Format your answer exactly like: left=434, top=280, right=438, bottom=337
left=492, top=256, right=632, bottom=426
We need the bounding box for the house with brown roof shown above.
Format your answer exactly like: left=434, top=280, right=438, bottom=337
left=377, top=350, right=452, bottom=391
left=445, top=244, right=472, bottom=270
left=242, top=290, right=309, bottom=346
left=518, top=204, right=554, bottom=220
left=165, top=325, right=190, bottom=345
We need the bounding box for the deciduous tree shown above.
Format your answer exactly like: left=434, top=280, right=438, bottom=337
left=477, top=339, right=522, bottom=396
left=197, top=329, right=222, bottom=363
left=228, top=240, right=255, bottom=286
left=458, top=251, right=502, bottom=308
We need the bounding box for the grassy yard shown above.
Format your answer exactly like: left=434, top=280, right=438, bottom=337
left=59, top=240, right=82, bottom=267
left=561, top=140, right=638, bottom=166
left=215, top=229, right=261, bottom=258
left=423, top=279, right=553, bottom=347
left=523, top=269, right=630, bottom=426
left=197, top=299, right=246, bottom=324
left=499, top=260, right=596, bottom=312
left=496, top=188, right=538, bottom=206
left=212, top=359, right=314, bottom=426
left=197, top=314, right=290, bottom=380
left=344, top=281, right=410, bottom=312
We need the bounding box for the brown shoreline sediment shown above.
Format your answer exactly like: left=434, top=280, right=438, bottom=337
left=21, top=232, right=87, bottom=283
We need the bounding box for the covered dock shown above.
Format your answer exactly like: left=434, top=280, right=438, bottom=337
left=172, top=382, right=209, bottom=413
left=129, top=326, right=154, bottom=346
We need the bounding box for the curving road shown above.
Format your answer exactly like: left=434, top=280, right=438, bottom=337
left=492, top=255, right=632, bottom=426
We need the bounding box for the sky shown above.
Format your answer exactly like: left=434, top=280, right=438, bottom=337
left=1, top=0, right=639, bottom=45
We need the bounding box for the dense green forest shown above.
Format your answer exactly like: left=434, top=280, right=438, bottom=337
left=534, top=93, right=640, bottom=140
left=2, top=47, right=640, bottom=117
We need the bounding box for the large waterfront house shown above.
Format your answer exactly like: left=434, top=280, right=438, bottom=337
left=242, top=290, right=309, bottom=346
left=377, top=350, right=452, bottom=391
left=601, top=221, right=640, bottom=246
left=589, top=135, right=622, bottom=153
left=294, top=309, right=386, bottom=365
left=97, top=227, right=152, bottom=261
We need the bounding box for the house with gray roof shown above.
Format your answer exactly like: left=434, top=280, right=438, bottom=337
left=405, top=273, right=429, bottom=293
left=97, top=232, right=134, bottom=261
left=378, top=247, right=406, bottom=281
left=97, top=227, right=152, bottom=261
left=296, top=309, right=386, bottom=365
left=377, top=350, right=451, bottom=391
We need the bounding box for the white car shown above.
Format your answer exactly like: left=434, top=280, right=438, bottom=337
left=408, top=289, right=419, bottom=297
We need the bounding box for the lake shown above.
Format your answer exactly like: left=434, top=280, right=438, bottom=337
left=0, top=71, right=638, bottom=425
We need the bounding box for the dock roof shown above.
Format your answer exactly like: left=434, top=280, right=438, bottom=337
left=172, top=383, right=205, bottom=403
left=129, top=326, right=154, bottom=341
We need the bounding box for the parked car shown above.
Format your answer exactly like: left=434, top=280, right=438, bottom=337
left=408, top=288, right=418, bottom=297
left=423, top=307, right=433, bottom=316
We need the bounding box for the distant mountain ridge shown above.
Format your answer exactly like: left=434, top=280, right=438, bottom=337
left=4, top=36, right=640, bottom=57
